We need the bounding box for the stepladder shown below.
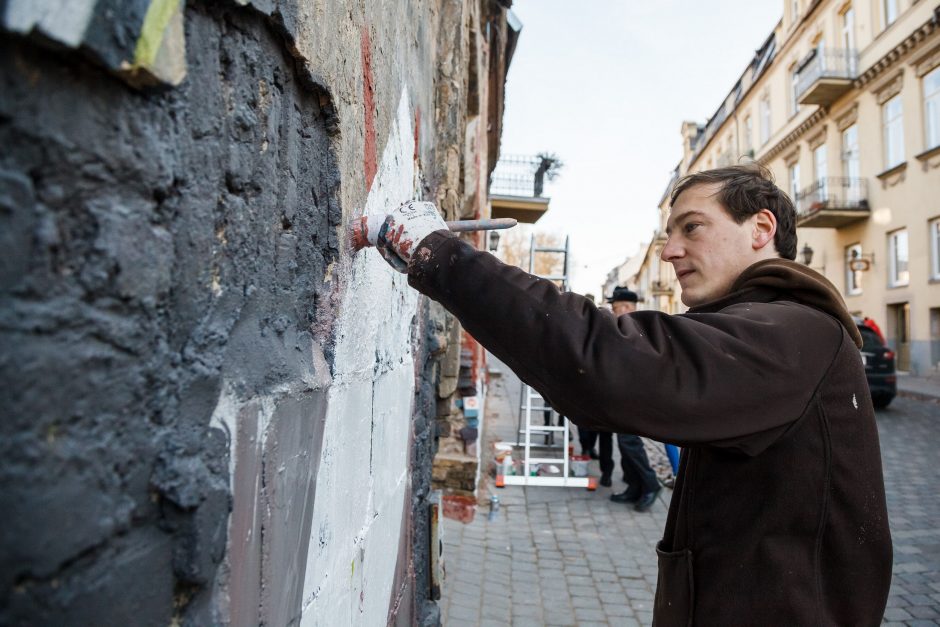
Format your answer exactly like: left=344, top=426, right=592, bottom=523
left=495, top=234, right=596, bottom=490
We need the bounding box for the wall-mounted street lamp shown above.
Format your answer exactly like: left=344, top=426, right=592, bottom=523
left=488, top=230, right=501, bottom=252
left=800, top=243, right=815, bottom=266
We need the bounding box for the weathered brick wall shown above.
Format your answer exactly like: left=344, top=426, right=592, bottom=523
left=0, top=1, right=512, bottom=625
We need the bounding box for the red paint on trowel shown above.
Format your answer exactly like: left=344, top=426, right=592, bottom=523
left=350, top=216, right=369, bottom=250
left=442, top=494, right=476, bottom=523
left=360, top=27, right=378, bottom=192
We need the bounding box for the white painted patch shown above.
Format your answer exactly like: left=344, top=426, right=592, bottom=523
left=208, top=383, right=241, bottom=488
left=300, top=87, right=419, bottom=626
left=852, top=393, right=858, bottom=410
left=4, top=0, right=97, bottom=48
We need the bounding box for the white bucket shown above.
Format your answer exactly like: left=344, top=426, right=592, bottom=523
left=570, top=456, right=590, bottom=477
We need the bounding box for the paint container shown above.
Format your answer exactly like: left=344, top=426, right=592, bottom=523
left=488, top=494, right=499, bottom=521
left=570, top=455, right=590, bottom=477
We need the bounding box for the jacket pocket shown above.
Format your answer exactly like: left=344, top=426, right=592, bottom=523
left=653, top=540, right=694, bottom=627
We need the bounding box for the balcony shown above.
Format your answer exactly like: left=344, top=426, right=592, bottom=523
left=649, top=280, right=673, bottom=296
left=489, top=154, right=557, bottom=224
left=796, top=48, right=858, bottom=107
left=795, top=177, right=870, bottom=228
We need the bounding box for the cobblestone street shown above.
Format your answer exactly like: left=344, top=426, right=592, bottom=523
left=441, top=359, right=940, bottom=626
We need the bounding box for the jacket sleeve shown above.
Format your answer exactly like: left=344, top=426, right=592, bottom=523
left=408, top=232, right=843, bottom=455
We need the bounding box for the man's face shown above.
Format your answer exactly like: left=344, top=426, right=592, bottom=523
left=662, top=183, right=774, bottom=307
left=611, top=301, right=636, bottom=316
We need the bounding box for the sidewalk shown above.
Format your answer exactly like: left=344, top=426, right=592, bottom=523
left=440, top=358, right=670, bottom=626
left=897, top=371, right=940, bottom=403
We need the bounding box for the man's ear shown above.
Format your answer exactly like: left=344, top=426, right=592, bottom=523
left=752, top=209, right=777, bottom=251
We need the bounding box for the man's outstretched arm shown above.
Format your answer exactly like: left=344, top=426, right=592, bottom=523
left=369, top=203, right=842, bottom=454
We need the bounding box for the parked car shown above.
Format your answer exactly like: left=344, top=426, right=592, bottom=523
left=854, top=316, right=897, bottom=408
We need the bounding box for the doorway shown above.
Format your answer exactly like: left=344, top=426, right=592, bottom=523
left=887, top=302, right=911, bottom=371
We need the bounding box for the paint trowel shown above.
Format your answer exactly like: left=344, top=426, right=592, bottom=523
left=349, top=216, right=517, bottom=252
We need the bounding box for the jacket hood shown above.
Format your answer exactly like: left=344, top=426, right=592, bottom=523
left=689, top=258, right=863, bottom=348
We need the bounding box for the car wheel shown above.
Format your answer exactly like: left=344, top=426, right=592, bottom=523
left=872, top=395, right=893, bottom=409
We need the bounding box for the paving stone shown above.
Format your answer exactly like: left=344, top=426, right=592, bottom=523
left=446, top=603, right=479, bottom=622
left=570, top=595, right=600, bottom=609
left=567, top=584, right=596, bottom=597
left=908, top=605, right=940, bottom=619
left=603, top=602, right=634, bottom=617
left=595, top=581, right=623, bottom=593
left=565, top=575, right=593, bottom=587
left=882, top=607, right=914, bottom=621
left=574, top=606, right=607, bottom=621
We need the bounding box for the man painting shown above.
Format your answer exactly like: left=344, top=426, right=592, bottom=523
left=365, top=165, right=891, bottom=625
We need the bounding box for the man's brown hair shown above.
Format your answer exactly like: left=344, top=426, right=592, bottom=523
left=669, top=164, right=797, bottom=260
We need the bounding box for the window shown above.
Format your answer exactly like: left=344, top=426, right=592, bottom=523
left=760, top=95, right=771, bottom=145
left=842, top=7, right=855, bottom=52
left=790, top=66, right=801, bottom=117
left=884, top=0, right=898, bottom=27
left=888, top=228, right=909, bottom=286
left=814, top=144, right=828, bottom=200
left=846, top=243, right=863, bottom=296
left=789, top=162, right=801, bottom=205
left=842, top=124, right=861, bottom=204
left=930, top=218, right=940, bottom=281
left=744, top=115, right=753, bottom=152
left=882, top=94, right=904, bottom=169
left=925, top=67, right=940, bottom=150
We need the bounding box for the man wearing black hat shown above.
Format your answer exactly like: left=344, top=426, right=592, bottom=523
left=605, top=287, right=662, bottom=512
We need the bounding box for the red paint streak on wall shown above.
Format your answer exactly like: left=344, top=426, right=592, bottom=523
left=413, top=107, right=420, bottom=163
left=360, top=27, right=377, bottom=192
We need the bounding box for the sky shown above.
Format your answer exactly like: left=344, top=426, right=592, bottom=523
left=499, top=0, right=783, bottom=295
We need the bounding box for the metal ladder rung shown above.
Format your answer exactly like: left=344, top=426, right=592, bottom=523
left=528, top=457, right=566, bottom=464
left=538, top=275, right=566, bottom=281
left=533, top=246, right=567, bottom=253
left=520, top=426, right=565, bottom=433
left=520, top=405, right=552, bottom=411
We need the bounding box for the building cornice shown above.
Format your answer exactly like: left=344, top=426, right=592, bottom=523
left=758, top=108, right=827, bottom=164
left=855, top=16, right=938, bottom=88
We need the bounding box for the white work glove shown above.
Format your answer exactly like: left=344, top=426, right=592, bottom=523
left=369, top=201, right=447, bottom=273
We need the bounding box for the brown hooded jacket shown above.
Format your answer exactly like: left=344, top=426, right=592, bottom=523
left=408, top=231, right=892, bottom=626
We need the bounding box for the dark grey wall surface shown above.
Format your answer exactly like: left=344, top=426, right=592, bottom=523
left=0, top=3, right=340, bottom=624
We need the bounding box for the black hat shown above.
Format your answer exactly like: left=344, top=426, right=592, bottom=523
left=606, top=286, right=638, bottom=303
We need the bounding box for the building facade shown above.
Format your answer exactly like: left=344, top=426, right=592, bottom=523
left=0, top=1, right=518, bottom=625
left=641, top=0, right=940, bottom=374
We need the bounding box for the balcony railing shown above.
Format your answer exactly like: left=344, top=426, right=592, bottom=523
left=795, top=177, right=870, bottom=228
left=489, top=154, right=558, bottom=198
left=795, top=48, right=858, bottom=106
left=489, top=154, right=558, bottom=224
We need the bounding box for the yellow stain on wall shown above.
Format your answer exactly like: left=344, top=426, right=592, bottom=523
left=122, top=0, right=186, bottom=87
left=134, top=0, right=181, bottom=67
